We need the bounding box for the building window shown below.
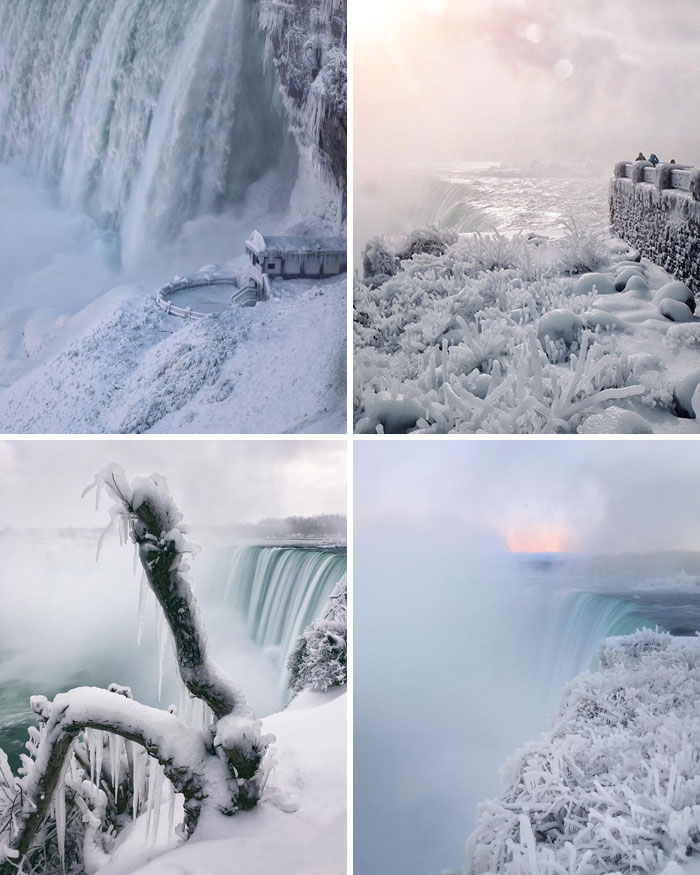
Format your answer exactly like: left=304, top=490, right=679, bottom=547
left=268, top=263, right=276, bottom=270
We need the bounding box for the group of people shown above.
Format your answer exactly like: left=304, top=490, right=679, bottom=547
left=635, top=152, right=676, bottom=165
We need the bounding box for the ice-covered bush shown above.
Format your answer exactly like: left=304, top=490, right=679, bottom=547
left=556, top=218, right=610, bottom=275
left=362, top=235, right=399, bottom=281
left=467, top=630, right=700, bottom=875
left=355, top=219, right=695, bottom=434
left=288, top=577, right=347, bottom=693
left=398, top=224, right=458, bottom=259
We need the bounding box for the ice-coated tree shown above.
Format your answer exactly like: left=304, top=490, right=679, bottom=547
left=287, top=576, right=347, bottom=693
left=0, top=465, right=269, bottom=875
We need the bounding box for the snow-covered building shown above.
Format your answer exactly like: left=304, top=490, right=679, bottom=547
left=245, top=230, right=347, bottom=279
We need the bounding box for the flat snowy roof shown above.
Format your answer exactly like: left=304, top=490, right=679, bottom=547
left=246, top=230, right=346, bottom=257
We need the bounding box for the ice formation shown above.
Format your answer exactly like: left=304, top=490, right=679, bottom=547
left=355, top=225, right=700, bottom=434
left=467, top=630, right=700, bottom=874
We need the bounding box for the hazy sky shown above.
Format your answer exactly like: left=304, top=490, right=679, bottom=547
left=356, top=0, right=700, bottom=169
left=355, top=439, right=700, bottom=554
left=0, top=440, right=346, bottom=529
left=355, top=0, right=700, bottom=243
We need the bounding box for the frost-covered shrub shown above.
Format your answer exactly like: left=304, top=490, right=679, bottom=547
left=467, top=630, right=700, bottom=875
left=398, top=224, right=458, bottom=259
left=556, top=218, right=610, bottom=275
left=288, top=577, right=347, bottom=693
left=362, top=235, right=399, bottom=280
left=354, top=219, right=694, bottom=434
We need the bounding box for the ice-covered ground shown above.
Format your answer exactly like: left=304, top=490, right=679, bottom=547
left=467, top=631, right=700, bottom=875
left=98, top=688, right=346, bottom=875
left=355, top=226, right=700, bottom=434
left=0, top=264, right=345, bottom=434
left=0, top=167, right=345, bottom=434
left=354, top=161, right=700, bottom=434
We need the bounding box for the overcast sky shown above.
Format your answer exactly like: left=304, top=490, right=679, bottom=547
left=0, top=440, right=346, bottom=529
left=355, top=440, right=700, bottom=554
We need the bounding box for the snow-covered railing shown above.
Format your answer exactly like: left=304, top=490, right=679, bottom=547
left=614, top=160, right=697, bottom=196
left=155, top=272, right=260, bottom=320
left=610, top=161, right=700, bottom=294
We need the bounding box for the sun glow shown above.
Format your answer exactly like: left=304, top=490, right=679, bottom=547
left=505, top=527, right=572, bottom=554
left=353, top=0, right=445, bottom=44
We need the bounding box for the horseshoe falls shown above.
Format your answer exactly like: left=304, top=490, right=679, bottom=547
left=198, top=543, right=348, bottom=691
left=354, top=547, right=700, bottom=875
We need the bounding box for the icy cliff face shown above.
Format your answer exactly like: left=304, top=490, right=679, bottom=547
left=257, top=0, right=347, bottom=227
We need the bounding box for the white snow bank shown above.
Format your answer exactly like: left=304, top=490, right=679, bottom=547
left=355, top=227, right=700, bottom=433
left=467, top=630, right=700, bottom=874
left=103, top=688, right=346, bottom=875
left=0, top=272, right=346, bottom=434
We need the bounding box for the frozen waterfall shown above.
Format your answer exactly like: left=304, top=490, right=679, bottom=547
left=0, top=0, right=298, bottom=265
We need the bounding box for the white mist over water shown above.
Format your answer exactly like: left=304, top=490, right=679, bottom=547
left=354, top=162, right=610, bottom=266
left=354, top=543, right=677, bottom=875
left=0, top=530, right=342, bottom=771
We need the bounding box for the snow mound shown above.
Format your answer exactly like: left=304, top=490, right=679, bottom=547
left=355, top=227, right=700, bottom=433
left=116, top=689, right=346, bottom=875
left=0, top=274, right=346, bottom=434
left=467, top=631, right=700, bottom=875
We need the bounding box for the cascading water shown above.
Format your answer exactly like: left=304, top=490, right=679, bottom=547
left=353, top=547, right=693, bottom=875
left=209, top=544, right=347, bottom=689
left=0, top=0, right=298, bottom=266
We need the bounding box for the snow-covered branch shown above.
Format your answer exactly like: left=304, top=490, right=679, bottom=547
left=3, top=687, right=226, bottom=870
left=86, top=464, right=250, bottom=724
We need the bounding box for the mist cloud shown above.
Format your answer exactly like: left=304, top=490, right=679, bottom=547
left=355, top=440, right=700, bottom=555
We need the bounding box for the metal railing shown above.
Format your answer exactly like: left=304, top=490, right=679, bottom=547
left=155, top=273, right=259, bottom=320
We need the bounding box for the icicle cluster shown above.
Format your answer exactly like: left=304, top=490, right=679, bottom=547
left=467, top=630, right=700, bottom=874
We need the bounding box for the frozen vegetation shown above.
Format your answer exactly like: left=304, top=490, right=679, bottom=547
left=0, top=466, right=347, bottom=874
left=467, top=630, right=700, bottom=875
left=355, top=224, right=700, bottom=433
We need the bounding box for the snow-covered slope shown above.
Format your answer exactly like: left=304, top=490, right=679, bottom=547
left=355, top=227, right=700, bottom=434
left=467, top=631, right=700, bottom=875
left=0, top=273, right=346, bottom=434
left=101, top=688, right=346, bottom=875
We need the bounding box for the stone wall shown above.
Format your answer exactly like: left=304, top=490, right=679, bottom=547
left=609, top=170, right=700, bottom=297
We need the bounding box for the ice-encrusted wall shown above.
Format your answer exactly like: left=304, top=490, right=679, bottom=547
left=609, top=172, right=700, bottom=297
left=257, top=0, right=346, bottom=225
